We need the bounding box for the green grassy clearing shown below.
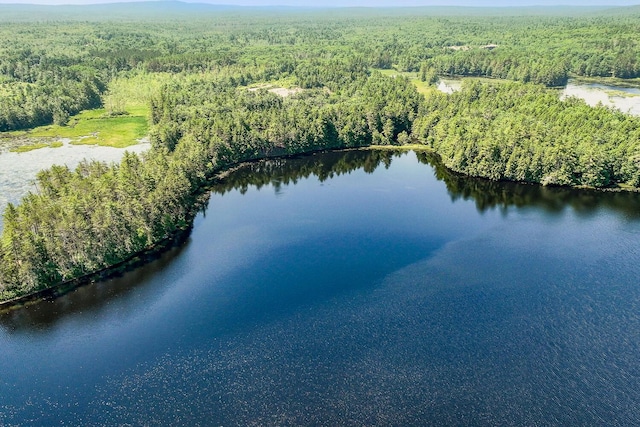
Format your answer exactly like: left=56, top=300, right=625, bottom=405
left=5, top=107, right=149, bottom=148
left=372, top=69, right=437, bottom=95
left=411, top=79, right=433, bottom=95
left=0, top=71, right=166, bottom=149
left=1, top=72, right=159, bottom=149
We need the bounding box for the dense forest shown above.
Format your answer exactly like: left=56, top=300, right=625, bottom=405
left=0, top=66, right=421, bottom=300
left=2, top=3, right=640, bottom=302
left=2, top=4, right=640, bottom=131
left=414, top=81, right=640, bottom=187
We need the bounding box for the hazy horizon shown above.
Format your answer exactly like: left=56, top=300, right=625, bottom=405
left=0, top=0, right=638, bottom=7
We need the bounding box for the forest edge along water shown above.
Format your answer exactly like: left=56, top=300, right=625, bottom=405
left=3, top=73, right=640, bottom=305
left=0, top=149, right=312, bottom=310
left=0, top=147, right=428, bottom=310
left=6, top=148, right=640, bottom=326
left=3, top=5, right=640, bottom=313
left=4, top=72, right=640, bottom=306
left=2, top=149, right=640, bottom=425
left=3, top=143, right=640, bottom=311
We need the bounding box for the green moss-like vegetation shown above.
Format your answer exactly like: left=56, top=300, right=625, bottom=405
left=5, top=107, right=149, bottom=148
left=569, top=76, right=640, bottom=88
left=68, top=115, right=148, bottom=148
left=601, top=89, right=638, bottom=98
left=8, top=140, right=65, bottom=152
left=9, top=143, right=49, bottom=153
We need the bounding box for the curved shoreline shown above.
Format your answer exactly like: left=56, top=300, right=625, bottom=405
left=1, top=144, right=638, bottom=310
left=0, top=147, right=365, bottom=310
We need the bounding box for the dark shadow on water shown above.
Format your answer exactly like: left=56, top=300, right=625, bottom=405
left=211, top=149, right=398, bottom=196
left=419, top=151, right=640, bottom=220
left=0, top=239, right=191, bottom=333
left=4, top=148, right=640, bottom=331
left=215, top=148, right=640, bottom=220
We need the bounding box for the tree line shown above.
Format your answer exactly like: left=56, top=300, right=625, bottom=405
left=413, top=80, right=640, bottom=188
left=2, top=6, right=640, bottom=301
left=0, top=65, right=421, bottom=301
left=2, top=8, right=640, bottom=130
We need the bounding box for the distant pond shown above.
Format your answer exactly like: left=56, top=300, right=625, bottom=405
left=438, top=77, right=640, bottom=116
left=0, top=140, right=150, bottom=229
left=2, top=149, right=640, bottom=425
left=561, top=81, right=640, bottom=116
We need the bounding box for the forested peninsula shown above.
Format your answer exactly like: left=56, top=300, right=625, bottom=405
left=2, top=3, right=640, bottom=303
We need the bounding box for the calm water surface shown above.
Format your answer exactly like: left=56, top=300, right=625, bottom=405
left=1, top=150, right=640, bottom=425
left=561, top=81, right=640, bottom=116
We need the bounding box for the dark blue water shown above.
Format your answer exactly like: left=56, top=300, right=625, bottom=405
left=2, top=150, right=640, bottom=425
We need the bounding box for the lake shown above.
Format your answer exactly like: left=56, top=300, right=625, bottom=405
left=1, top=149, right=640, bottom=425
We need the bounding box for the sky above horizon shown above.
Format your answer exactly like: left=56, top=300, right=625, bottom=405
left=0, top=0, right=639, bottom=6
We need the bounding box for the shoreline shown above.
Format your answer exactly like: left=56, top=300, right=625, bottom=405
left=1, top=143, right=638, bottom=310
left=0, top=146, right=372, bottom=310
left=0, top=211, right=194, bottom=313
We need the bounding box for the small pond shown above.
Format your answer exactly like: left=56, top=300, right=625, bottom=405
left=437, top=77, right=640, bottom=116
